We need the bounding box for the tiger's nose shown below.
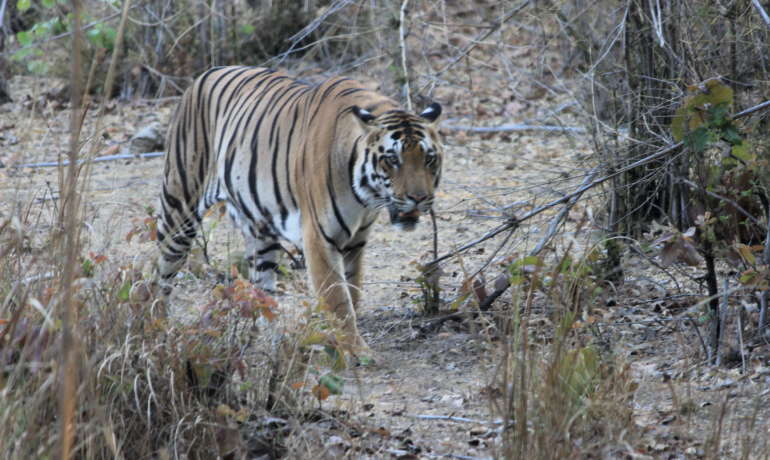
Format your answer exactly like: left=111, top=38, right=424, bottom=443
left=408, top=194, right=429, bottom=203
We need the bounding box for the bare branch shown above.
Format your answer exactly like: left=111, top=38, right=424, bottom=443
left=734, top=99, right=770, bottom=118
left=274, top=0, right=356, bottom=65
left=431, top=98, right=770, bottom=265
left=530, top=168, right=600, bottom=255
left=0, top=0, right=7, bottom=26
left=431, top=141, right=682, bottom=266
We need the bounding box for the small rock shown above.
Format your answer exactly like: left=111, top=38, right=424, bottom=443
left=714, top=379, right=735, bottom=390
left=685, top=446, right=704, bottom=457
left=324, top=435, right=349, bottom=448
left=469, top=426, right=487, bottom=436
left=3, top=134, right=18, bottom=146
left=661, top=415, right=676, bottom=425
left=129, top=122, right=164, bottom=155
left=324, top=435, right=349, bottom=457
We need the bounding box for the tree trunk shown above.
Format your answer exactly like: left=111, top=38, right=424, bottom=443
left=0, top=0, right=12, bottom=104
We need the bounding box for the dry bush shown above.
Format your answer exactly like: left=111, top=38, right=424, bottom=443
left=491, top=246, right=638, bottom=459
left=555, top=0, right=770, bottom=234
left=5, top=0, right=395, bottom=98
left=0, top=208, right=328, bottom=458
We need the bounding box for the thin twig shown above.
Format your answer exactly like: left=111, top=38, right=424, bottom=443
left=531, top=168, right=599, bottom=255
left=58, top=1, right=85, bottom=457
left=141, top=65, right=187, bottom=94
left=274, top=0, right=356, bottom=65
left=761, top=201, right=770, bottom=334
left=737, top=305, right=747, bottom=374
left=734, top=99, right=770, bottom=118
left=716, top=279, right=729, bottom=366
left=677, top=177, right=765, bottom=230
left=686, top=317, right=710, bottom=359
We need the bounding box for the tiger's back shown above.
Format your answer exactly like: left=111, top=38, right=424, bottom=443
left=158, top=66, right=444, bottom=351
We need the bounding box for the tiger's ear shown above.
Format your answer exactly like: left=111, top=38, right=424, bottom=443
left=419, top=102, right=442, bottom=123
left=351, top=106, right=377, bottom=130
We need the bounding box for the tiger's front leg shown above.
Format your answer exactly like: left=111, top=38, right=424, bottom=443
left=343, top=243, right=366, bottom=311
left=303, top=228, right=368, bottom=352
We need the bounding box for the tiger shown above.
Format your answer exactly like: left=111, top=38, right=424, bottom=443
left=156, top=66, right=444, bottom=352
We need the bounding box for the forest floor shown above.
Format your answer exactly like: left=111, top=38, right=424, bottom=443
left=3, top=72, right=770, bottom=459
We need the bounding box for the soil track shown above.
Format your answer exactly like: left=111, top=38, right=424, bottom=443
left=0, top=72, right=590, bottom=458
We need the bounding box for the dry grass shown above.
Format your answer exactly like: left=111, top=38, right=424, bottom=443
left=0, top=207, right=347, bottom=458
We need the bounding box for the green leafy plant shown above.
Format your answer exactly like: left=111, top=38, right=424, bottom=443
left=666, top=79, right=770, bottom=361
left=85, top=22, right=117, bottom=52
left=414, top=260, right=443, bottom=314
left=12, top=0, right=117, bottom=76
left=666, top=80, right=767, bottom=255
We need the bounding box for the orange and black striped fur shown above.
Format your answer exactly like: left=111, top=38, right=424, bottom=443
left=157, top=66, right=443, bottom=349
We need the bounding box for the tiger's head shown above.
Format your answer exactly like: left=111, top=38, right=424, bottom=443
left=351, top=103, right=444, bottom=231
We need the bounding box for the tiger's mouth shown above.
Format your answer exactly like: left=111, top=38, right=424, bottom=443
left=388, top=205, right=421, bottom=231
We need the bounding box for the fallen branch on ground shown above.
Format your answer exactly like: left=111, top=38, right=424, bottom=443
left=418, top=168, right=597, bottom=333
left=12, top=151, right=164, bottom=168
left=386, top=449, right=492, bottom=460
left=407, top=414, right=503, bottom=425
left=474, top=167, right=599, bottom=311
left=753, top=0, right=770, bottom=28
left=441, top=123, right=585, bottom=134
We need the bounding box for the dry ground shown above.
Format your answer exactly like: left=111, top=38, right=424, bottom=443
left=3, top=74, right=770, bottom=459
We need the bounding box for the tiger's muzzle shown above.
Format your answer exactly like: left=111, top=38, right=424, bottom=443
left=388, top=194, right=433, bottom=231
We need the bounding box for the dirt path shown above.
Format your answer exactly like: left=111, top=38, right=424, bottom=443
left=0, top=75, right=605, bottom=458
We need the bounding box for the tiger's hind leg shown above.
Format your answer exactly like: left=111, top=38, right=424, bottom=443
left=228, top=206, right=282, bottom=293
left=156, top=186, right=204, bottom=290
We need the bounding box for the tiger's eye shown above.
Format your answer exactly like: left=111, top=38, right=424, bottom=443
left=384, top=155, right=399, bottom=167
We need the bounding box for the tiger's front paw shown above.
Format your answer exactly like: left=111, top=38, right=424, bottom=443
left=349, top=336, right=378, bottom=367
